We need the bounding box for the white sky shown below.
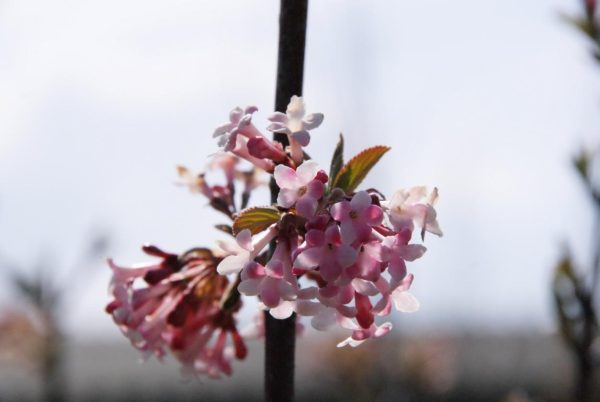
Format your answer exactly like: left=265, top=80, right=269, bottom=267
left=0, top=0, right=598, bottom=340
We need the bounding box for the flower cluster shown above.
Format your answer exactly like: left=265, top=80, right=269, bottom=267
left=106, top=96, right=441, bottom=377
left=106, top=246, right=248, bottom=378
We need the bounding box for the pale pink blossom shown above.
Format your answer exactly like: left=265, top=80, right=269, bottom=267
left=216, top=228, right=277, bottom=275
left=239, top=236, right=299, bottom=318
left=372, top=275, right=419, bottom=316
left=274, top=160, right=326, bottom=217
left=213, top=106, right=260, bottom=152
left=384, top=186, right=443, bottom=239
left=267, top=96, right=323, bottom=163
left=330, top=191, right=384, bottom=244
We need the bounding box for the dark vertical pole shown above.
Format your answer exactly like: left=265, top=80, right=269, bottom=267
left=265, top=1, right=308, bottom=402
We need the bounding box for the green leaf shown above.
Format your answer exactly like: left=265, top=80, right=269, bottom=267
left=332, top=146, right=390, bottom=193
left=328, top=134, right=344, bottom=190
left=232, top=207, right=281, bottom=235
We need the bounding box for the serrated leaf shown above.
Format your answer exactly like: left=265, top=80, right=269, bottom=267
left=232, top=207, right=281, bottom=235
left=328, top=134, right=344, bottom=190
left=332, top=146, right=390, bottom=193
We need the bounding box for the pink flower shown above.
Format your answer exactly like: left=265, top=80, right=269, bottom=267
left=371, top=275, right=419, bottom=317
left=384, top=186, right=443, bottom=240
left=267, top=96, right=324, bottom=163
left=294, top=225, right=358, bottom=281
left=106, top=246, right=248, bottom=378
left=213, top=106, right=260, bottom=152
left=237, top=236, right=299, bottom=319
left=306, top=285, right=357, bottom=331
left=274, top=160, right=326, bottom=217
left=216, top=228, right=276, bottom=275
left=382, top=231, right=426, bottom=289
left=344, top=241, right=385, bottom=283
left=330, top=191, right=384, bottom=244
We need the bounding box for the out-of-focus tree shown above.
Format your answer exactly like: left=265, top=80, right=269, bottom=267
left=0, top=232, right=109, bottom=402
left=554, top=2, right=600, bottom=401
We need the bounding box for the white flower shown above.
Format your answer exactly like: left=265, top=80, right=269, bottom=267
left=382, top=186, right=443, bottom=239
left=267, top=96, right=323, bottom=147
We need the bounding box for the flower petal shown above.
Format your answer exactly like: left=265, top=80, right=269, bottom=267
left=274, top=164, right=299, bottom=189
left=296, top=195, right=318, bottom=218
left=270, top=301, right=295, bottom=319
left=238, top=278, right=261, bottom=296
left=277, top=188, right=299, bottom=208
left=292, top=130, right=311, bottom=147
left=336, top=244, right=358, bottom=268
left=391, top=290, right=420, bottom=313
left=350, top=191, right=372, bottom=213
left=267, top=111, right=288, bottom=123
left=286, top=96, right=305, bottom=119
left=294, top=247, right=323, bottom=270
left=236, top=229, right=253, bottom=252
left=330, top=201, right=351, bottom=221
left=302, top=113, right=324, bottom=130
left=295, top=160, right=319, bottom=184
left=217, top=253, right=249, bottom=275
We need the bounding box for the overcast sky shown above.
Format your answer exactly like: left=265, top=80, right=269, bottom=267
left=0, top=0, right=598, bottom=340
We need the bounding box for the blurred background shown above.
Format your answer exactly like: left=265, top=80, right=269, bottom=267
left=1, top=0, right=599, bottom=400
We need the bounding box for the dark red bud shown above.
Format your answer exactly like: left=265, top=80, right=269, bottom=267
left=314, top=169, right=329, bottom=184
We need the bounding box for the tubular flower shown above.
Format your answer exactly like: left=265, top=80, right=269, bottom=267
left=213, top=106, right=259, bottom=152
left=267, top=96, right=324, bottom=163
left=108, top=96, right=442, bottom=378
left=106, top=246, right=247, bottom=378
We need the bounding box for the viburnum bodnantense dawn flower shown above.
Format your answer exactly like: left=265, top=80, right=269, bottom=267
left=106, top=96, right=442, bottom=377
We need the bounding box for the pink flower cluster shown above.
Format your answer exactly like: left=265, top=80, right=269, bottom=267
left=106, top=96, right=441, bottom=377
left=106, top=246, right=248, bottom=378
left=218, top=176, right=441, bottom=347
